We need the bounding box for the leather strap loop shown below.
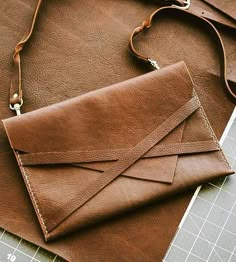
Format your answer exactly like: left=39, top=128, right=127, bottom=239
left=9, top=0, right=42, bottom=108
left=129, top=6, right=236, bottom=103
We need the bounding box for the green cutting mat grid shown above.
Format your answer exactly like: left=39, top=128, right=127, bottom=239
left=0, top=228, right=64, bottom=262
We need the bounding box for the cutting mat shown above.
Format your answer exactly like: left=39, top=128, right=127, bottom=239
left=0, top=228, right=64, bottom=262
left=0, top=108, right=235, bottom=262
left=164, top=107, right=236, bottom=262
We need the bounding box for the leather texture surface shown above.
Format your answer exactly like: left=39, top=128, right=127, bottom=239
left=203, top=0, right=236, bottom=21
left=0, top=0, right=235, bottom=261
left=191, top=0, right=236, bottom=29
left=3, top=62, right=233, bottom=241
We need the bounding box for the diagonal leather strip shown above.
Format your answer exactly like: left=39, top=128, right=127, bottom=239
left=46, top=96, right=200, bottom=231
left=10, top=0, right=42, bottom=106
left=20, top=140, right=219, bottom=166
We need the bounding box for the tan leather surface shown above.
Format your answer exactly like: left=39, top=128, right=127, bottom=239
left=191, top=0, right=236, bottom=29
left=0, top=0, right=235, bottom=261
left=7, top=0, right=236, bottom=110
left=203, top=0, right=236, bottom=21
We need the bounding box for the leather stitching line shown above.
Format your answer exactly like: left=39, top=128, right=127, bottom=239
left=16, top=151, right=49, bottom=237
left=195, top=93, right=231, bottom=170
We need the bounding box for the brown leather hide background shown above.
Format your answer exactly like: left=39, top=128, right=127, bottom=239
left=0, top=0, right=235, bottom=261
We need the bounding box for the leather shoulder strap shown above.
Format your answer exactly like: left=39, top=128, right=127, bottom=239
left=129, top=6, right=236, bottom=103
left=8, top=0, right=236, bottom=114
left=9, top=0, right=42, bottom=113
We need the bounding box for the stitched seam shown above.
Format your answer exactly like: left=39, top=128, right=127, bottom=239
left=193, top=90, right=231, bottom=170
left=16, top=151, right=48, bottom=237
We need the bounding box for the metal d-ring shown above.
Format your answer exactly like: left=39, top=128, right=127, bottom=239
left=9, top=99, right=23, bottom=116
left=172, top=0, right=191, bottom=10
left=148, top=59, right=160, bottom=70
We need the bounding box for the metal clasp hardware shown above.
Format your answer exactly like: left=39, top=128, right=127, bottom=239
left=172, top=0, right=191, bottom=10
left=148, top=59, right=160, bottom=70
left=9, top=99, right=23, bottom=116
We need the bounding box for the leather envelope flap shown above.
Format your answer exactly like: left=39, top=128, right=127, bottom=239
left=3, top=62, right=198, bottom=184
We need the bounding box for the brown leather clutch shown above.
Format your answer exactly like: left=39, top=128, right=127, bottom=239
left=3, top=61, right=233, bottom=241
